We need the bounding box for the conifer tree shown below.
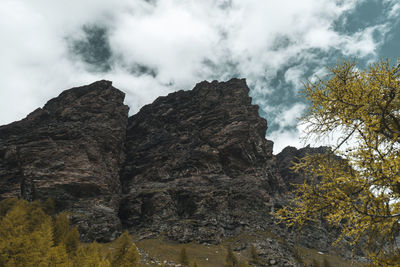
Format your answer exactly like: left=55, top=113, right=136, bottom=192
left=47, top=244, right=69, bottom=267
left=53, top=212, right=70, bottom=245
left=0, top=200, right=59, bottom=266
left=179, top=247, right=190, bottom=266
left=276, top=59, right=400, bottom=265
left=73, top=242, right=111, bottom=267
left=65, top=226, right=80, bottom=255
left=111, top=231, right=139, bottom=267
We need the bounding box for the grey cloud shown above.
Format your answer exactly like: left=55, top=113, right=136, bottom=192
left=68, top=25, right=112, bottom=72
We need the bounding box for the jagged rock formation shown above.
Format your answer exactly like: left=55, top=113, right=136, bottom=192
left=119, top=79, right=285, bottom=243
left=276, top=145, right=331, bottom=189
left=0, top=78, right=339, bottom=266
left=0, top=80, right=129, bottom=241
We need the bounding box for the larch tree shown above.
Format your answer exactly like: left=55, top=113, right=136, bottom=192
left=111, top=230, right=140, bottom=267
left=53, top=212, right=70, bottom=245
left=73, top=241, right=111, bottom=267
left=0, top=200, right=63, bottom=266
left=275, top=59, right=400, bottom=265
left=64, top=226, right=80, bottom=255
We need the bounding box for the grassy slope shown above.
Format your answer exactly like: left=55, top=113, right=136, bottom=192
left=131, top=234, right=368, bottom=267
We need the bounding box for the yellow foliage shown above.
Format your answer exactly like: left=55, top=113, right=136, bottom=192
left=0, top=199, right=139, bottom=266
left=275, top=59, right=400, bottom=266
left=111, top=230, right=140, bottom=267
left=73, top=242, right=111, bottom=267
left=64, top=226, right=80, bottom=255
left=0, top=200, right=59, bottom=266
left=53, top=212, right=70, bottom=245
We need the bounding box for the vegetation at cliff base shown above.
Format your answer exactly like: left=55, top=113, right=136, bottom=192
left=178, top=247, right=190, bottom=266
left=0, top=198, right=139, bottom=267
left=276, top=59, right=400, bottom=265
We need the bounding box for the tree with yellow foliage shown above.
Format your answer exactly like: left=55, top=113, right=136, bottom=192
left=0, top=199, right=67, bottom=266
left=111, top=230, right=140, bottom=267
left=276, top=59, right=400, bottom=265
left=65, top=226, right=80, bottom=255
left=73, top=241, right=111, bottom=267
left=0, top=198, right=130, bottom=266
left=54, top=212, right=70, bottom=245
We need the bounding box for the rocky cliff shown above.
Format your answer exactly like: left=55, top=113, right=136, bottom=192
left=120, top=79, right=285, bottom=243
left=0, top=80, right=128, bottom=241
left=0, top=78, right=335, bottom=266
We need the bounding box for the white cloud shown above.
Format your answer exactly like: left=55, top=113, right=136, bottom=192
left=269, top=129, right=303, bottom=154
left=0, top=0, right=395, bottom=151
left=284, top=66, right=306, bottom=89
left=110, top=1, right=220, bottom=89
left=273, top=103, right=307, bottom=129
left=267, top=103, right=307, bottom=153
left=387, top=1, right=400, bottom=18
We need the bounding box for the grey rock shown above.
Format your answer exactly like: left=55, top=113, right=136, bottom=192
left=0, top=80, right=129, bottom=242
left=119, top=78, right=286, bottom=243
left=0, top=78, right=359, bottom=265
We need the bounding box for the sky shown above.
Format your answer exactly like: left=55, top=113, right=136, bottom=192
left=0, top=0, right=399, bottom=153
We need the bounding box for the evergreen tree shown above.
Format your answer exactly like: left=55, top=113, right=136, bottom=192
left=179, top=247, right=190, bottom=266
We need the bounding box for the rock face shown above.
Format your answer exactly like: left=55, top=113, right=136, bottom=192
left=0, top=78, right=337, bottom=266
left=0, top=80, right=129, bottom=241
left=276, top=145, right=331, bottom=189
left=119, top=79, right=286, bottom=243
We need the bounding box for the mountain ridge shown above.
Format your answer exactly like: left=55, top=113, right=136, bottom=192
left=0, top=79, right=336, bottom=266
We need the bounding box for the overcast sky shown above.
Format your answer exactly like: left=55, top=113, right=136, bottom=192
left=1, top=0, right=399, bottom=153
